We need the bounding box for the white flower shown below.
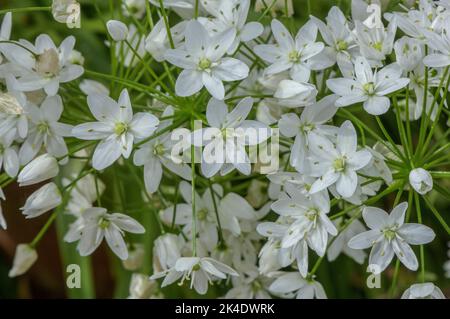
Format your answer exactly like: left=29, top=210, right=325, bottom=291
left=106, top=20, right=129, bottom=42
left=0, top=128, right=18, bottom=177
left=145, top=19, right=186, bottom=62
left=122, top=0, right=146, bottom=19
left=17, top=153, right=59, bottom=186
left=401, top=282, right=445, bottom=299
left=423, top=18, right=450, bottom=67
left=128, top=273, right=158, bottom=299
left=327, top=218, right=367, bottom=264
left=9, top=244, right=38, bottom=278
left=2, top=34, right=84, bottom=96
left=327, top=57, right=410, bottom=115
left=254, top=19, right=324, bottom=82
left=77, top=207, right=145, bottom=260
left=200, top=0, right=264, bottom=54
left=133, top=107, right=191, bottom=193
left=269, top=272, right=327, bottom=299
left=273, top=79, right=317, bottom=108
left=20, top=182, right=62, bottom=218
left=72, top=89, right=159, bottom=170
left=151, top=257, right=238, bottom=295
left=394, top=36, right=423, bottom=72
left=310, top=6, right=358, bottom=77
left=165, top=20, right=249, bottom=99
left=278, top=94, right=337, bottom=172
left=307, top=121, right=372, bottom=198
left=19, top=95, right=72, bottom=164
left=354, top=19, right=396, bottom=66
left=271, top=189, right=338, bottom=258
left=409, top=168, right=433, bottom=195
left=192, top=97, right=270, bottom=177
left=348, top=202, right=436, bottom=273
left=52, top=0, right=80, bottom=24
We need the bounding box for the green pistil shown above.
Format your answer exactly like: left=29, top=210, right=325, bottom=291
left=363, top=82, right=375, bottom=95
left=98, top=218, right=110, bottom=229
left=383, top=228, right=396, bottom=241
left=197, top=208, right=208, bottom=221
left=306, top=208, right=319, bottom=222
left=114, top=122, right=128, bottom=135
left=336, top=40, right=348, bottom=51
left=154, top=143, right=165, bottom=156
left=192, top=263, right=201, bottom=271
left=37, top=122, right=49, bottom=133
left=198, top=57, right=212, bottom=70
left=372, top=41, right=383, bottom=52
left=288, top=50, right=301, bottom=63
left=333, top=157, right=346, bottom=172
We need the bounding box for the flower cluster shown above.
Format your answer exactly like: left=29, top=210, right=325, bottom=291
left=0, top=0, right=449, bottom=299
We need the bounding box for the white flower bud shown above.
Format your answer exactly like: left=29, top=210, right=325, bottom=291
left=9, top=244, right=38, bottom=278
left=122, top=0, right=146, bottom=19
left=128, top=273, right=158, bottom=299
left=18, top=154, right=59, bottom=187
left=409, top=168, right=433, bottom=195
left=122, top=244, right=144, bottom=271
left=401, top=283, right=445, bottom=299
left=20, top=183, right=62, bottom=219
left=79, top=79, right=110, bottom=96
left=0, top=92, right=24, bottom=115
left=68, top=49, right=85, bottom=65
left=107, top=20, right=128, bottom=42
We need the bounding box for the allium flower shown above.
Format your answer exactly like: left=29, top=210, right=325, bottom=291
left=327, top=218, right=367, bottom=264
left=2, top=34, right=84, bottom=96
left=327, top=57, right=410, bottom=115
left=145, top=19, right=186, bottom=62
left=165, top=20, right=249, bottom=99
left=19, top=95, right=72, bottom=164
left=401, top=282, right=445, bottom=299
left=254, top=19, right=324, bottom=82
left=307, top=121, right=372, bottom=198
left=17, top=153, right=59, bottom=186
left=423, top=18, right=450, bottom=67
left=20, top=182, right=62, bottom=219
left=192, top=97, right=270, bottom=177
left=200, top=0, right=264, bottom=54
left=348, top=202, right=436, bottom=273
left=77, top=207, right=145, bottom=260
left=9, top=244, right=38, bottom=278
left=394, top=36, right=423, bottom=72
left=128, top=273, right=159, bottom=299
left=278, top=95, right=337, bottom=172
left=151, top=257, right=238, bottom=295
left=52, top=0, right=80, bottom=24
left=72, top=89, right=159, bottom=170
left=310, top=6, right=358, bottom=77
left=269, top=272, right=327, bottom=299
left=409, top=168, right=433, bottom=195
left=122, top=0, right=146, bottom=19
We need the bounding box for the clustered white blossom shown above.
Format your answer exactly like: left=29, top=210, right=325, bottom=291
left=0, top=0, right=449, bottom=299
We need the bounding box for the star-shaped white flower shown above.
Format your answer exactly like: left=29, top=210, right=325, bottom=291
left=348, top=202, right=436, bottom=273
left=72, top=89, right=159, bottom=170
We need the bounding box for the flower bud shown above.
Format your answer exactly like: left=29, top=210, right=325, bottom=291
left=122, top=244, right=144, bottom=271
left=20, top=183, right=62, bottom=218
left=128, top=273, right=158, bottom=299
left=401, top=283, right=445, bottom=299
left=107, top=20, right=128, bottom=42
left=409, top=168, right=433, bottom=195
left=18, top=154, right=59, bottom=187
left=9, top=244, right=38, bottom=277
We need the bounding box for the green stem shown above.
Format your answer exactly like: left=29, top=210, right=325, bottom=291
left=0, top=7, right=51, bottom=15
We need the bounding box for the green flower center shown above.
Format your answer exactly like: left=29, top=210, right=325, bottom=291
left=154, top=143, right=165, bottom=156
left=383, top=227, right=397, bottom=241
left=300, top=122, right=315, bottom=133
left=372, top=41, right=383, bottom=52
left=336, top=40, right=348, bottom=51
left=333, top=157, right=346, bottom=172
left=37, top=122, right=49, bottom=133
left=98, top=218, right=110, bottom=229
left=306, top=208, right=319, bottom=222
left=197, top=208, right=208, bottom=221
left=288, top=50, right=301, bottom=63
left=192, top=263, right=201, bottom=271
left=114, top=122, right=128, bottom=135
left=198, top=57, right=212, bottom=70
left=363, top=82, right=375, bottom=95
